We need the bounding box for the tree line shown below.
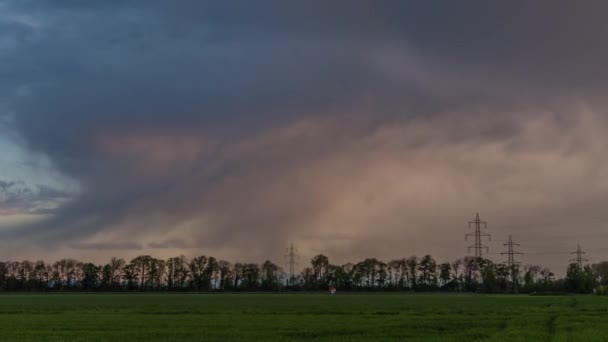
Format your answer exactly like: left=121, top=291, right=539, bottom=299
left=0, top=254, right=604, bottom=293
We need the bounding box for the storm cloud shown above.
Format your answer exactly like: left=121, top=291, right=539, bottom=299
left=0, top=180, right=70, bottom=215
left=1, top=1, right=608, bottom=273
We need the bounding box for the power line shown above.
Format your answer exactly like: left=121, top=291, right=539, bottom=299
left=492, top=232, right=608, bottom=242
left=465, top=212, right=491, bottom=258
left=524, top=251, right=572, bottom=255
left=569, top=244, right=589, bottom=268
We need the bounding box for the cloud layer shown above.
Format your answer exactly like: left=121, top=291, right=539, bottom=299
left=1, top=1, right=608, bottom=273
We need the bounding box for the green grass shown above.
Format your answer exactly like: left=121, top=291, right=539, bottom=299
left=0, top=293, right=606, bottom=341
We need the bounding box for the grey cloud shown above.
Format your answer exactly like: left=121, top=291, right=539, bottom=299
left=0, top=180, right=20, bottom=191
left=0, top=180, right=72, bottom=215
left=69, top=242, right=143, bottom=251
left=1, top=1, right=608, bottom=274
left=148, top=239, right=199, bottom=249
left=35, top=184, right=71, bottom=200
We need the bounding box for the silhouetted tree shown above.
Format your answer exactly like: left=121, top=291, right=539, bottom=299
left=232, top=263, right=244, bottom=289
left=592, top=261, right=608, bottom=286
left=311, top=254, right=330, bottom=288
left=261, top=260, right=281, bottom=291
left=0, top=253, right=599, bottom=294
left=242, top=263, right=260, bottom=289
left=388, top=259, right=408, bottom=289
left=418, top=255, right=437, bottom=290
left=81, top=263, right=100, bottom=291
left=189, top=256, right=207, bottom=291
left=439, top=262, right=452, bottom=290
left=130, top=256, right=153, bottom=289
left=109, top=257, right=125, bottom=286
left=217, top=260, right=232, bottom=290
left=406, top=256, right=418, bottom=290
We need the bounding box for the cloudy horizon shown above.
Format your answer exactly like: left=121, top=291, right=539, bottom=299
left=1, top=1, right=608, bottom=274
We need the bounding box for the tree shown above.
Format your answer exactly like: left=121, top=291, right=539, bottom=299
left=109, top=257, right=125, bottom=286
left=232, top=263, right=244, bottom=289
left=565, top=263, right=583, bottom=293
left=340, top=263, right=355, bottom=289
left=242, top=263, right=260, bottom=289
left=439, top=263, right=452, bottom=289
left=478, top=259, right=498, bottom=293
left=261, top=260, right=281, bottom=291
left=388, top=259, right=407, bottom=289
left=0, top=252, right=600, bottom=294
left=406, top=256, right=418, bottom=290
left=51, top=260, right=66, bottom=289
left=189, top=256, right=208, bottom=291
left=592, top=261, right=608, bottom=285
left=494, top=263, right=510, bottom=292
left=311, top=254, right=330, bottom=288
left=418, top=255, right=437, bottom=289
left=204, top=257, right=219, bottom=290
left=101, top=264, right=113, bottom=289
left=217, top=260, right=232, bottom=290
left=522, top=264, right=542, bottom=293
left=461, top=257, right=480, bottom=292
left=166, top=256, right=188, bottom=290
left=165, top=257, right=177, bottom=290
left=301, top=267, right=315, bottom=290
left=565, top=264, right=595, bottom=294
left=122, top=263, right=138, bottom=290
left=0, top=263, right=8, bottom=291
left=30, top=261, right=49, bottom=291
left=376, top=261, right=388, bottom=288
left=130, top=256, right=153, bottom=289
left=451, top=259, right=463, bottom=292
left=330, top=264, right=353, bottom=290
left=63, top=259, right=82, bottom=289
left=81, top=263, right=100, bottom=291
left=354, top=258, right=385, bottom=289
left=147, top=258, right=165, bottom=290
left=18, top=261, right=33, bottom=291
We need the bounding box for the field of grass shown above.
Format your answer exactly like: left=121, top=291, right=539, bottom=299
left=0, top=293, right=606, bottom=341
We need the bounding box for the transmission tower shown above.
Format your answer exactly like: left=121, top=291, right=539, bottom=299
left=501, top=235, right=523, bottom=292
left=284, top=243, right=299, bottom=286
left=569, top=244, right=588, bottom=268
left=465, top=213, right=491, bottom=257
left=501, top=235, right=523, bottom=268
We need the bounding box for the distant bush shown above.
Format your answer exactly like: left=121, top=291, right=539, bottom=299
left=595, top=285, right=608, bottom=295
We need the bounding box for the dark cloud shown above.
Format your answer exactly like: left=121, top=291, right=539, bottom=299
left=0, top=180, right=71, bottom=215
left=1, top=1, right=608, bottom=273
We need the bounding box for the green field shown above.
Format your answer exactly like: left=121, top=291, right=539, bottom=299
left=0, top=294, right=606, bottom=341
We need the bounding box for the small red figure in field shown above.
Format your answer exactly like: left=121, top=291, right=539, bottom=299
left=329, top=286, right=336, bottom=294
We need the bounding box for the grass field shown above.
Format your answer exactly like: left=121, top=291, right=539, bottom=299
left=0, top=293, right=606, bottom=341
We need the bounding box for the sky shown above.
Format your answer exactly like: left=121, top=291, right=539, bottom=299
left=1, top=1, right=608, bottom=274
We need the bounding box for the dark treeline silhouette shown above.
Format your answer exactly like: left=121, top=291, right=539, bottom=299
left=0, top=254, right=605, bottom=294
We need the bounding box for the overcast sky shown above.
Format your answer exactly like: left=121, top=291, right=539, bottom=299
left=1, top=1, right=608, bottom=274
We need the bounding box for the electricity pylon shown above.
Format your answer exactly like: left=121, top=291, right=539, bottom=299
left=465, top=213, right=491, bottom=257
left=501, top=235, right=522, bottom=292
left=570, top=244, right=588, bottom=268
left=284, top=243, right=299, bottom=286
